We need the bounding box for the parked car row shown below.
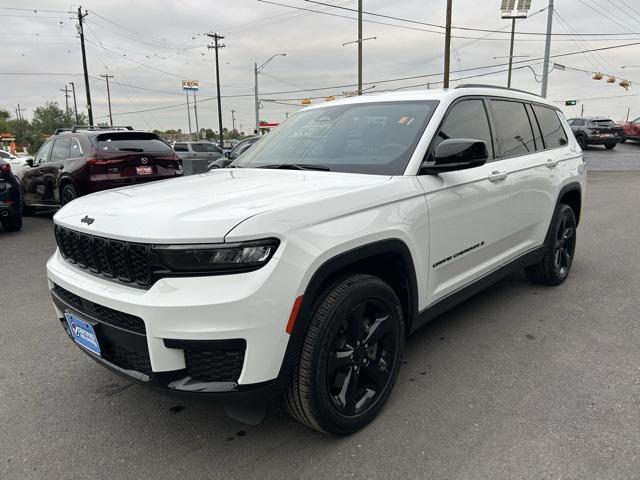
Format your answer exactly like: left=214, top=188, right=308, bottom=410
left=566, top=115, right=640, bottom=150
left=3, top=126, right=261, bottom=224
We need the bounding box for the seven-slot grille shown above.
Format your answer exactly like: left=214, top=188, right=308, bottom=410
left=54, top=225, right=151, bottom=287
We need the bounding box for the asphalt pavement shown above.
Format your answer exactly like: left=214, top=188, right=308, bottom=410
left=1, top=149, right=639, bottom=479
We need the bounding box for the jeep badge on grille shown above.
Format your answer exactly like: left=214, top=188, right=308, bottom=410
left=81, top=215, right=95, bottom=225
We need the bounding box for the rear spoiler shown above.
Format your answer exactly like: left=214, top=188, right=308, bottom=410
left=53, top=125, right=134, bottom=135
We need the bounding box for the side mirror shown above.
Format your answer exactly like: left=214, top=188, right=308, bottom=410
left=224, top=151, right=231, bottom=158
left=26, top=158, right=34, bottom=167
left=420, top=139, right=488, bottom=175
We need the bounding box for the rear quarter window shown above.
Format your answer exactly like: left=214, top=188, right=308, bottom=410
left=532, top=105, right=568, bottom=149
left=93, top=132, right=172, bottom=152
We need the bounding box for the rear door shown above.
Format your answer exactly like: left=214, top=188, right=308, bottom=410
left=418, top=97, right=514, bottom=302
left=91, top=132, right=178, bottom=182
left=489, top=100, right=564, bottom=254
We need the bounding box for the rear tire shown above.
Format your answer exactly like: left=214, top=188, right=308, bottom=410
left=620, top=137, right=627, bottom=143
left=605, top=143, right=616, bottom=150
left=284, top=274, right=405, bottom=435
left=525, top=204, right=577, bottom=286
left=576, top=135, right=587, bottom=150
left=1, top=214, right=22, bottom=232
left=60, top=184, right=78, bottom=206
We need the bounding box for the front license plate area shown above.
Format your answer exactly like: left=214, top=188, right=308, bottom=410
left=136, top=166, right=153, bottom=175
left=65, top=312, right=101, bottom=356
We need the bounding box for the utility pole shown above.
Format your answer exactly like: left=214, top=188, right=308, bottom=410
left=357, top=0, right=363, bottom=95
left=77, top=7, right=93, bottom=126
left=15, top=104, right=23, bottom=122
left=60, top=85, right=70, bottom=119
left=185, top=90, right=192, bottom=138
left=254, top=53, right=286, bottom=136
left=507, top=18, right=516, bottom=88
left=69, top=82, right=79, bottom=124
left=193, top=91, right=199, bottom=138
left=541, top=0, right=554, bottom=98
left=443, top=0, right=453, bottom=88
left=231, top=109, right=236, bottom=132
left=100, top=74, right=114, bottom=127
left=207, top=33, right=225, bottom=147
left=581, top=103, right=585, bottom=117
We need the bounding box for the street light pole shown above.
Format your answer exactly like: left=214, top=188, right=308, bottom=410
left=254, top=53, right=286, bottom=136
left=541, top=0, right=555, bottom=98
left=507, top=18, right=516, bottom=88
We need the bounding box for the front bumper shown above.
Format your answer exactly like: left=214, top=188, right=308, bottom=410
left=47, top=248, right=304, bottom=400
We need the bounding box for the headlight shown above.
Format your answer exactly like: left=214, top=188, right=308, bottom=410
left=152, top=238, right=279, bottom=274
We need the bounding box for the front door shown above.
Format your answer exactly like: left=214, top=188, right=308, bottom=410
left=418, top=98, right=514, bottom=303
left=21, top=139, right=53, bottom=205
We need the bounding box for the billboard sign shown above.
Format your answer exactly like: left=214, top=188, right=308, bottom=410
left=182, top=80, right=199, bottom=91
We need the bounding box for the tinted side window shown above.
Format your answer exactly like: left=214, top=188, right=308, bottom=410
left=50, top=138, right=70, bottom=162
left=532, top=105, right=568, bottom=149
left=174, top=143, right=188, bottom=152
left=69, top=138, right=82, bottom=157
left=490, top=100, right=535, bottom=157
left=35, top=140, right=53, bottom=164
left=430, top=99, right=494, bottom=161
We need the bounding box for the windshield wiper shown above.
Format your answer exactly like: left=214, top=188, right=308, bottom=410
left=257, top=163, right=331, bottom=171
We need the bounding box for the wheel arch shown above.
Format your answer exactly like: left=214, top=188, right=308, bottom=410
left=545, top=182, right=582, bottom=245
left=57, top=175, right=78, bottom=203
left=276, top=239, right=419, bottom=383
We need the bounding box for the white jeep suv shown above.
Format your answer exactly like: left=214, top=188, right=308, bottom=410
left=47, top=85, right=585, bottom=435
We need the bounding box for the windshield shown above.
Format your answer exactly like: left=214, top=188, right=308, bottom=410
left=233, top=100, right=438, bottom=175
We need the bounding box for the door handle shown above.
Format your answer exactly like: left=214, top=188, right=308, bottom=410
left=546, top=159, right=558, bottom=169
left=488, top=170, right=508, bottom=182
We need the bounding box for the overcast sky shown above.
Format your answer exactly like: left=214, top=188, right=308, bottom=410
left=2, top=0, right=640, bottom=133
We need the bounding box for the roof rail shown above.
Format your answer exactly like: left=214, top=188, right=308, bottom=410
left=69, top=125, right=134, bottom=132
left=53, top=127, right=72, bottom=135
left=455, top=84, right=541, bottom=97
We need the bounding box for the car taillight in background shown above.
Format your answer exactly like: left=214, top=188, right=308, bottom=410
left=86, top=157, right=108, bottom=166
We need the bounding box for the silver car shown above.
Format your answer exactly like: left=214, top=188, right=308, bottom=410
left=172, top=141, right=224, bottom=175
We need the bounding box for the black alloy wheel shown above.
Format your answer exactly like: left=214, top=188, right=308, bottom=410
left=284, top=274, right=405, bottom=435
left=326, top=298, right=399, bottom=416
left=524, top=204, right=577, bottom=286
left=577, top=135, right=587, bottom=150
left=60, top=184, right=78, bottom=206
left=553, top=208, right=576, bottom=280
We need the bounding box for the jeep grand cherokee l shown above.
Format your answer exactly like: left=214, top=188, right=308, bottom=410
left=47, top=86, right=585, bottom=435
left=21, top=126, right=181, bottom=213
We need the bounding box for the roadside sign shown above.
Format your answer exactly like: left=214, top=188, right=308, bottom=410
left=182, top=80, right=199, bottom=91
left=565, top=100, right=577, bottom=106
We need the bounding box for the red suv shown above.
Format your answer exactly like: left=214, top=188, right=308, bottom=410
left=21, top=126, right=182, bottom=213
left=621, top=117, right=640, bottom=143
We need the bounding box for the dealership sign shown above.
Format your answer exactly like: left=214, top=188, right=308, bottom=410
left=182, top=80, right=199, bottom=91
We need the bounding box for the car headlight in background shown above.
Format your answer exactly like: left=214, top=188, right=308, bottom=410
left=152, top=238, right=280, bottom=274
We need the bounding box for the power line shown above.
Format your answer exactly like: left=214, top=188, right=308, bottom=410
left=301, top=0, right=640, bottom=36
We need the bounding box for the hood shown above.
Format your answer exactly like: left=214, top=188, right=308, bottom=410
left=53, top=169, right=392, bottom=243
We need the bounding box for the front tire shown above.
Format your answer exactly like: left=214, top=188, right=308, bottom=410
left=605, top=143, right=616, bottom=150
left=525, top=204, right=577, bottom=286
left=284, top=274, right=405, bottom=435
